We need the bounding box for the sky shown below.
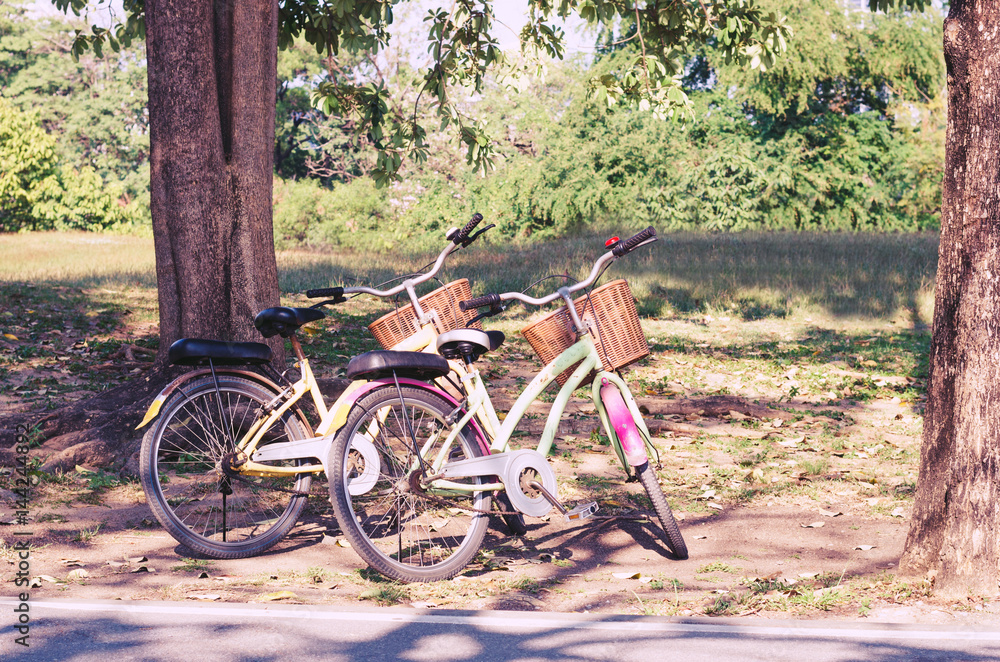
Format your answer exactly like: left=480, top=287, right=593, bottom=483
left=30, top=0, right=595, bottom=54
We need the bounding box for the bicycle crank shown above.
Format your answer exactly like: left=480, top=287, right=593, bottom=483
left=504, top=451, right=558, bottom=517
left=438, top=448, right=557, bottom=517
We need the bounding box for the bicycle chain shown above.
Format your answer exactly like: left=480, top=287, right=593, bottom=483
left=225, top=471, right=313, bottom=497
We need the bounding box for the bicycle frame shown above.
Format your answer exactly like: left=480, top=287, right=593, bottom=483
left=203, top=321, right=498, bottom=478
left=422, top=332, right=659, bottom=498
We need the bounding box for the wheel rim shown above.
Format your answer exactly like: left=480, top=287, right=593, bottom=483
left=339, top=396, right=487, bottom=574
left=152, top=385, right=308, bottom=548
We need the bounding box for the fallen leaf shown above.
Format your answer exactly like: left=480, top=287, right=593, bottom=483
left=67, top=569, right=90, bottom=580
left=891, top=507, right=906, bottom=518
left=801, top=522, right=825, bottom=528
left=3, top=333, right=18, bottom=341
left=187, top=594, right=220, bottom=601
left=728, top=410, right=748, bottom=421
left=772, top=418, right=784, bottom=428
left=336, top=539, right=351, bottom=548
left=59, top=558, right=84, bottom=567
left=693, top=535, right=708, bottom=540
left=128, top=556, right=148, bottom=563
left=37, top=575, right=60, bottom=584
left=818, top=509, right=843, bottom=518
left=707, top=503, right=724, bottom=510
left=411, top=601, right=439, bottom=609
left=612, top=571, right=643, bottom=580
left=131, top=566, right=155, bottom=573
left=260, top=591, right=297, bottom=602
left=855, top=544, right=876, bottom=551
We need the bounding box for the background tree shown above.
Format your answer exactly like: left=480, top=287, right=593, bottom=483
left=0, top=0, right=789, bottom=469
left=0, top=3, right=143, bottom=231
left=49, top=0, right=790, bottom=360
left=895, top=0, right=1000, bottom=598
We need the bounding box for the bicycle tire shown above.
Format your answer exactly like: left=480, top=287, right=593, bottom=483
left=635, top=460, right=688, bottom=559
left=327, top=385, right=489, bottom=582
left=493, top=491, right=528, bottom=536
left=139, top=375, right=312, bottom=559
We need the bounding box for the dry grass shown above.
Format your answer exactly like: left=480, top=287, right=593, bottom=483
left=0, top=230, right=938, bottom=326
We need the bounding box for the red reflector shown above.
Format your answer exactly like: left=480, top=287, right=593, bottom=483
left=605, top=236, right=620, bottom=248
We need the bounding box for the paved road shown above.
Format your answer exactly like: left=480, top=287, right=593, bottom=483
left=3, top=598, right=1000, bottom=661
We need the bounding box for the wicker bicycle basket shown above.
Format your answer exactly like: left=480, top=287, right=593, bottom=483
left=520, top=279, right=649, bottom=386
left=368, top=278, right=482, bottom=349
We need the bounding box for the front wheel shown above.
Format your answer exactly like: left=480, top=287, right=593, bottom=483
left=327, top=385, right=489, bottom=582
left=636, top=461, right=688, bottom=559
left=139, top=375, right=312, bottom=559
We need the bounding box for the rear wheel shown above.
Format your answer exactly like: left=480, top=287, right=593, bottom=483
left=328, top=386, right=489, bottom=582
left=636, top=461, right=688, bottom=559
left=139, top=375, right=312, bottom=559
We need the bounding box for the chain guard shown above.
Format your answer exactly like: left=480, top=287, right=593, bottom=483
left=345, top=433, right=380, bottom=496
left=502, top=450, right=557, bottom=517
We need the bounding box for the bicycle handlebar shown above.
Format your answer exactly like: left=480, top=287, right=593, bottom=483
left=459, top=293, right=501, bottom=312
left=460, top=226, right=658, bottom=310
left=452, top=213, right=484, bottom=245
left=305, top=286, right=345, bottom=299
left=613, top=226, right=656, bottom=257
left=307, top=214, right=490, bottom=304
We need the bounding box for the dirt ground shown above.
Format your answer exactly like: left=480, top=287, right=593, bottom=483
left=3, top=316, right=999, bottom=625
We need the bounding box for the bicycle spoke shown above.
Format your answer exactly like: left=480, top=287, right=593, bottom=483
left=143, top=377, right=311, bottom=558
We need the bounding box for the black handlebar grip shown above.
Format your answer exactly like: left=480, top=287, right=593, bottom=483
left=306, top=286, right=345, bottom=299
left=459, top=293, right=501, bottom=311
left=612, top=226, right=657, bottom=257
left=453, top=213, right=484, bottom=244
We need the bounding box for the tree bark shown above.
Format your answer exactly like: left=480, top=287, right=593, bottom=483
left=146, top=0, right=281, bottom=357
left=0, top=1, right=287, bottom=474
left=899, top=1, right=1000, bottom=598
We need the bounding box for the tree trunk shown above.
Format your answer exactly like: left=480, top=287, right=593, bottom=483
left=899, top=1, right=1000, bottom=599
left=146, top=0, right=281, bottom=357
left=0, top=1, right=286, bottom=473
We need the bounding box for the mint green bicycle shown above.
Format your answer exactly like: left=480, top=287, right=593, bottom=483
left=326, top=227, right=687, bottom=582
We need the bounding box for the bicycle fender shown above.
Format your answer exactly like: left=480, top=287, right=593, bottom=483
left=600, top=379, right=647, bottom=466
left=592, top=372, right=660, bottom=469
left=135, top=368, right=302, bottom=430
left=341, top=378, right=490, bottom=455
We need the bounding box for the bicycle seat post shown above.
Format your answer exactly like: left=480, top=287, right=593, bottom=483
left=288, top=334, right=307, bottom=363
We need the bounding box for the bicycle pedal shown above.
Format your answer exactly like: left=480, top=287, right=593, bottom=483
left=564, top=501, right=599, bottom=522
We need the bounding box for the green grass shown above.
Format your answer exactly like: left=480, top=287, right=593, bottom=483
left=172, top=558, right=216, bottom=573
left=1, top=229, right=938, bottom=325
